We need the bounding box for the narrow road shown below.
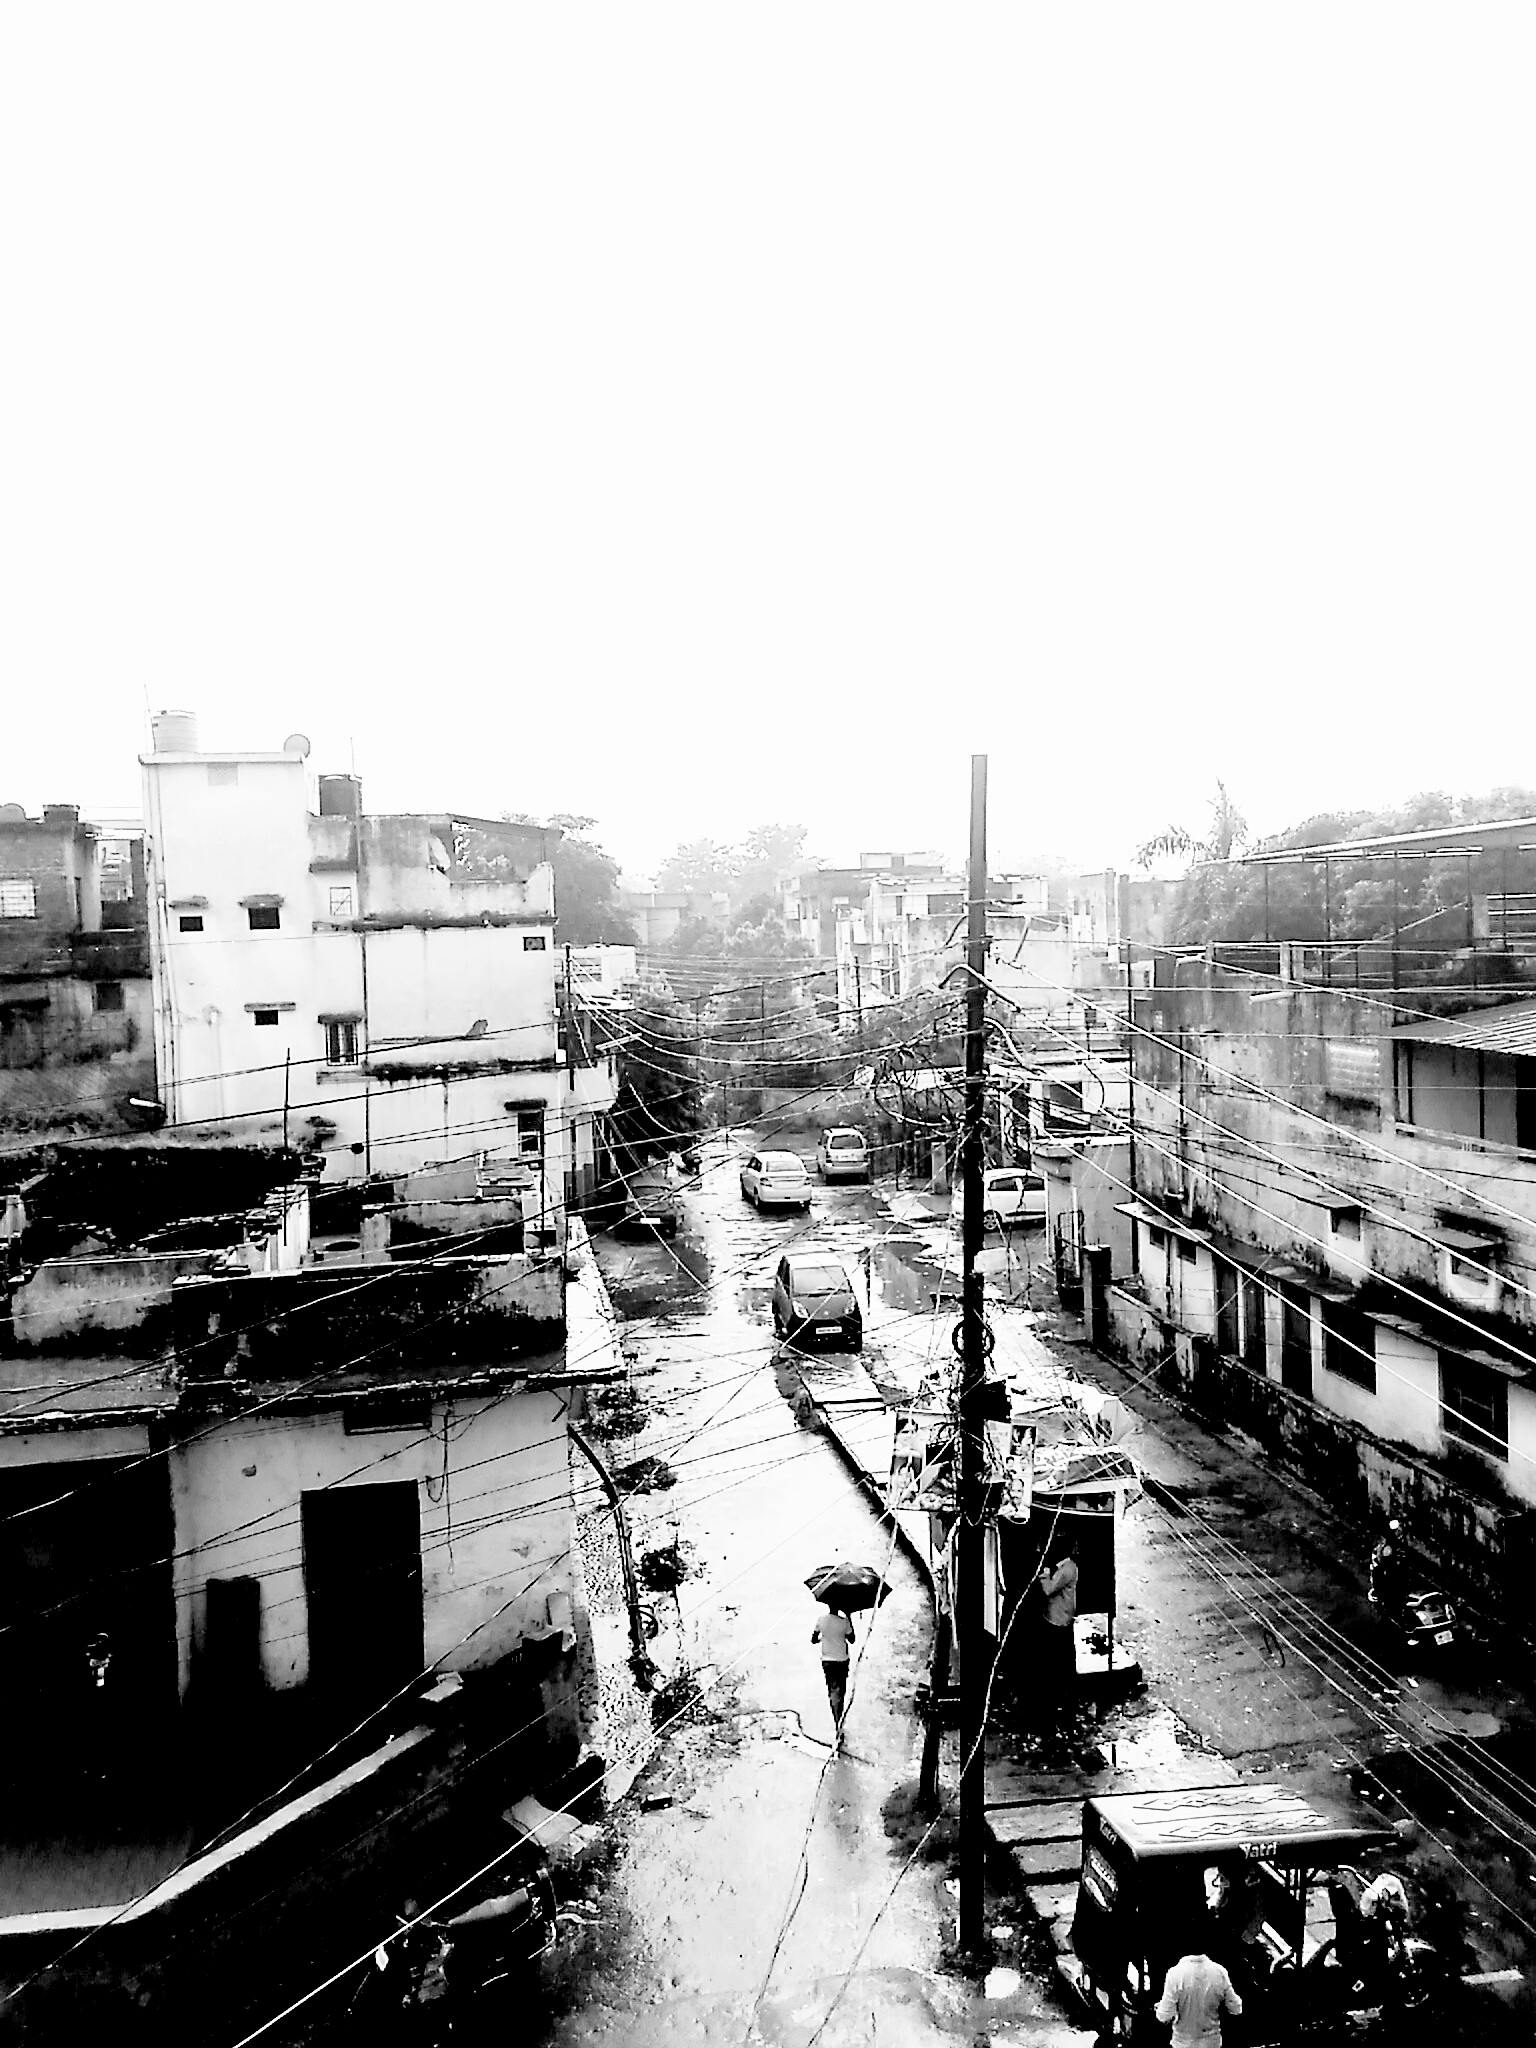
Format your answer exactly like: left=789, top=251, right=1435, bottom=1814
left=531, top=1131, right=1073, bottom=2048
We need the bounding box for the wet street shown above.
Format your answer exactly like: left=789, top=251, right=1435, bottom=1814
left=278, top=1117, right=1536, bottom=2046
left=536, top=1118, right=1536, bottom=2042
left=529, top=1130, right=1069, bottom=2047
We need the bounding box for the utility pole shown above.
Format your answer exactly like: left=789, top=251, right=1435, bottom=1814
left=854, top=955, right=864, bottom=1049
left=958, top=752, right=992, bottom=1954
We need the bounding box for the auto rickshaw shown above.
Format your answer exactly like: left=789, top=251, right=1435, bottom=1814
left=1066, top=1782, right=1439, bottom=2040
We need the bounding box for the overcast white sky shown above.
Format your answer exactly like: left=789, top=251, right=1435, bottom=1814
left=2, top=7, right=1532, bottom=878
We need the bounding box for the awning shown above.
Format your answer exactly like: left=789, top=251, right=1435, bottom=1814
left=1371, top=1311, right=1530, bottom=1380
left=1431, top=1225, right=1501, bottom=1253
left=1113, top=1199, right=1210, bottom=1245
left=1391, top=999, right=1536, bottom=1057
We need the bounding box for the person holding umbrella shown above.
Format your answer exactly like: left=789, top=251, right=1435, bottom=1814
left=805, top=1562, right=891, bottom=1736
left=812, top=1603, right=855, bottom=1732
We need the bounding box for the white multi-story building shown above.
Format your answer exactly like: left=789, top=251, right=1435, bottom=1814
left=140, top=714, right=617, bottom=1213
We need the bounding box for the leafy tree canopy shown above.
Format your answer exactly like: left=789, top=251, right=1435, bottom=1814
left=504, top=812, right=637, bottom=946
left=1162, top=786, right=1536, bottom=946
left=657, top=822, right=808, bottom=915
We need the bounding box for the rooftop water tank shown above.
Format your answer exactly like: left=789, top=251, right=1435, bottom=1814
left=318, top=774, right=363, bottom=818
left=151, top=710, right=199, bottom=753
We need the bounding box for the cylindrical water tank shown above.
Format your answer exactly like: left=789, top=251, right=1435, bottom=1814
left=318, top=774, right=363, bottom=818
left=151, top=710, right=199, bottom=753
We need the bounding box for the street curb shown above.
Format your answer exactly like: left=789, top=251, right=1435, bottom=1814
left=810, top=1396, right=935, bottom=1588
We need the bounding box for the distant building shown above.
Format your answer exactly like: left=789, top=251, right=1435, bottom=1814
left=0, top=803, right=152, bottom=1133
left=139, top=715, right=617, bottom=1216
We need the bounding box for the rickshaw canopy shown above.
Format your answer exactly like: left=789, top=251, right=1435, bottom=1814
left=1085, top=1783, right=1395, bottom=1867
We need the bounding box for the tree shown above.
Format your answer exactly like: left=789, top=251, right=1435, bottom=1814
left=657, top=822, right=808, bottom=916
left=612, top=995, right=705, bottom=1159
left=504, top=812, right=637, bottom=945
left=731, top=822, right=807, bottom=912
left=657, top=839, right=738, bottom=897
left=1136, top=781, right=1250, bottom=870
left=1161, top=785, right=1536, bottom=946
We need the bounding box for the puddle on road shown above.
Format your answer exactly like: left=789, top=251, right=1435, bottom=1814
left=1091, top=1701, right=1217, bottom=1777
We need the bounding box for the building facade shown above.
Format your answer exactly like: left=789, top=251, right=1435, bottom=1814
left=1107, top=951, right=1536, bottom=1612
left=0, top=804, right=153, bottom=1132
left=140, top=716, right=618, bottom=1216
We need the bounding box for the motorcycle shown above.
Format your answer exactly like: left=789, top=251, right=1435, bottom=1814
left=1369, top=1525, right=1457, bottom=1658
left=350, top=1850, right=558, bottom=2040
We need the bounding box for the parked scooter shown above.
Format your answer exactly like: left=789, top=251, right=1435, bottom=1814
left=350, top=1853, right=557, bottom=2040
left=1369, top=1520, right=1458, bottom=1658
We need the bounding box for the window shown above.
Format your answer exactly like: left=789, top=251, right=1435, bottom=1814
left=1175, top=1237, right=1197, bottom=1265
left=207, top=763, right=239, bottom=788
left=93, top=982, right=124, bottom=1015
left=1322, top=1301, right=1376, bottom=1392
left=516, top=1107, right=544, bottom=1156
left=1146, top=1226, right=1166, bottom=1253
left=1440, top=1352, right=1509, bottom=1461
left=177, top=913, right=204, bottom=933
left=247, top=905, right=280, bottom=931
left=523, top=934, right=548, bottom=951
left=328, top=886, right=354, bottom=919
left=1329, top=1206, right=1363, bottom=1242
left=252, top=1009, right=280, bottom=1028
left=324, top=1019, right=359, bottom=1065
left=0, top=880, right=37, bottom=919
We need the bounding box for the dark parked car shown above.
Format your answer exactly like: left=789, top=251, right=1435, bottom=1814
left=613, top=1183, right=681, bottom=1239
left=771, top=1250, right=862, bottom=1350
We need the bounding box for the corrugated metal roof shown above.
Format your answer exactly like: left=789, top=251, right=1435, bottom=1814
left=1391, top=997, right=1536, bottom=1055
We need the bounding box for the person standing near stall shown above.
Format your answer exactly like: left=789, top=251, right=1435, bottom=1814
left=1036, top=1539, right=1080, bottom=1730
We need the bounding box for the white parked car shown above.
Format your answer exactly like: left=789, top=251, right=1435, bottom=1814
left=815, top=1127, right=871, bottom=1183
left=739, top=1150, right=813, bottom=1211
left=952, top=1166, right=1047, bottom=1231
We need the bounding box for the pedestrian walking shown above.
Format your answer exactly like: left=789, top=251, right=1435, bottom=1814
left=812, top=1603, right=855, bottom=1732
left=1155, top=1949, right=1243, bottom=2048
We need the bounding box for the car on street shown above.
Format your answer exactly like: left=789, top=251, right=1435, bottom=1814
left=612, top=1182, right=681, bottom=1239
left=951, top=1166, right=1047, bottom=1231
left=771, top=1250, right=863, bottom=1350
left=739, top=1151, right=813, bottom=1210
left=815, top=1127, right=871, bottom=1182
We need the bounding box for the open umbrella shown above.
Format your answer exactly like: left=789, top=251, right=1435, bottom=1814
left=804, top=1562, right=892, bottom=1613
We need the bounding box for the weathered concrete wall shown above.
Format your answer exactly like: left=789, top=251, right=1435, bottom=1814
left=7, top=1250, right=218, bottom=1349
left=171, top=1254, right=563, bottom=1381
left=1043, top=1139, right=1134, bottom=1280
left=170, top=1387, right=582, bottom=1694
left=359, top=1195, right=525, bottom=1260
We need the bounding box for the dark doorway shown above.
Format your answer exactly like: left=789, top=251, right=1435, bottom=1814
left=1241, top=1273, right=1267, bottom=1371
left=1280, top=1286, right=1314, bottom=1397
left=1213, top=1258, right=1240, bottom=1359
left=202, top=1575, right=263, bottom=1708
left=0, top=1458, right=177, bottom=1795
left=302, top=1484, right=423, bottom=1715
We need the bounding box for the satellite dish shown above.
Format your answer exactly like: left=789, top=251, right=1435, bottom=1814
left=283, top=733, right=312, bottom=759
left=0, top=804, right=27, bottom=822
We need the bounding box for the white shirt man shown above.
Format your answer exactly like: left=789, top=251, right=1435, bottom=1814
left=1155, top=1951, right=1243, bottom=2048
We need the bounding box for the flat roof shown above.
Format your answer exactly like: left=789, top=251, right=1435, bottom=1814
left=1238, top=815, right=1536, bottom=864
